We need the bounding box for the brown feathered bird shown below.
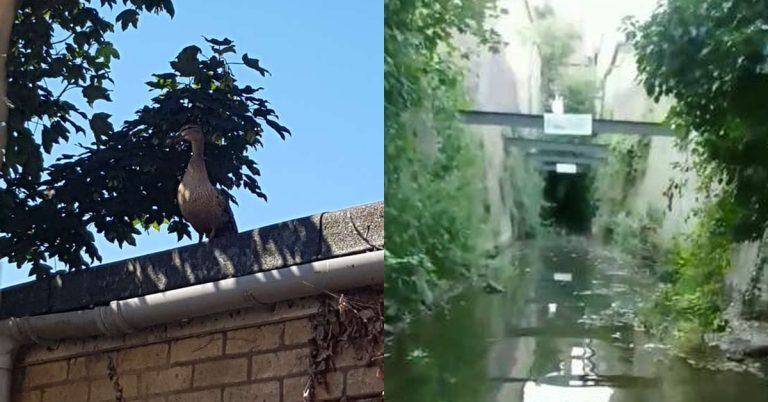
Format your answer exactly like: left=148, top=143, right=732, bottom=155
left=170, top=124, right=238, bottom=243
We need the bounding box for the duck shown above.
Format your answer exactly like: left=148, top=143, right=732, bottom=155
left=170, top=124, right=238, bottom=243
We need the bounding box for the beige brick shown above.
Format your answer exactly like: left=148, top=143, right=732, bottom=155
left=89, top=374, right=138, bottom=401
left=251, top=348, right=309, bottom=379
left=223, top=381, right=279, bottom=402
left=21, top=339, right=85, bottom=365
left=69, top=354, right=111, bottom=380
left=283, top=373, right=342, bottom=402
left=119, top=343, right=169, bottom=371
left=14, top=391, right=41, bottom=402
left=139, top=366, right=192, bottom=396
left=225, top=323, right=282, bottom=354
left=157, top=300, right=317, bottom=343
left=170, top=334, right=223, bottom=363
left=346, top=366, right=383, bottom=397
left=283, top=319, right=313, bottom=345
left=193, top=358, right=248, bottom=387
left=167, top=389, right=221, bottom=402
left=24, top=360, right=68, bottom=387
left=41, top=382, right=89, bottom=402
left=334, top=345, right=369, bottom=368
left=68, top=357, right=87, bottom=380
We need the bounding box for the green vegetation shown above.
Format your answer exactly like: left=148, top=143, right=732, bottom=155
left=628, top=0, right=768, bottom=242
left=384, top=0, right=501, bottom=328
left=503, top=148, right=546, bottom=239
left=1, top=2, right=287, bottom=273
left=624, top=0, right=768, bottom=347
left=561, top=71, right=599, bottom=114
left=592, top=136, right=656, bottom=259
left=529, top=5, right=598, bottom=114
left=385, top=0, right=547, bottom=329
left=530, top=5, right=578, bottom=106
left=640, top=199, right=734, bottom=351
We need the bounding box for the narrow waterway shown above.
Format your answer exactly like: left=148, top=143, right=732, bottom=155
left=386, top=237, right=768, bottom=401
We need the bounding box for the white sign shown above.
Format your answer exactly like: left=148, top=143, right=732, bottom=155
left=544, top=113, right=593, bottom=135
left=553, top=272, right=573, bottom=282
left=555, top=163, right=578, bottom=174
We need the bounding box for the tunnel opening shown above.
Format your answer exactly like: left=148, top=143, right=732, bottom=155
left=541, top=171, right=594, bottom=234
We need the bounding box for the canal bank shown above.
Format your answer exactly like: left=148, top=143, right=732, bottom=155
left=386, top=236, right=768, bottom=402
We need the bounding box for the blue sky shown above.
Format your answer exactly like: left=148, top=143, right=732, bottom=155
left=0, top=1, right=383, bottom=287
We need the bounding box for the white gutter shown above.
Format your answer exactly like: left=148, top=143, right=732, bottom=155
left=0, top=250, right=383, bottom=401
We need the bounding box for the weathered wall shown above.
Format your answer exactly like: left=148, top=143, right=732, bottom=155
left=12, top=290, right=383, bottom=402
left=459, top=0, right=541, bottom=245
left=2, top=202, right=384, bottom=402
left=625, top=135, right=768, bottom=321
left=628, top=137, right=698, bottom=240
left=462, top=0, right=542, bottom=115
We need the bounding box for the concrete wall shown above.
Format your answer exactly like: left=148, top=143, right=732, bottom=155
left=628, top=137, right=698, bottom=240
left=11, top=291, right=383, bottom=402
left=459, top=0, right=541, bottom=245
left=462, top=0, right=542, bottom=114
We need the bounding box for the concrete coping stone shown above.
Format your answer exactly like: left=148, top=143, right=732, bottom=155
left=0, top=201, right=383, bottom=319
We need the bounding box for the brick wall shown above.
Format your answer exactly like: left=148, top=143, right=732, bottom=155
left=11, top=289, right=383, bottom=402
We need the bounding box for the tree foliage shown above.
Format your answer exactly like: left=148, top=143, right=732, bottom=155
left=0, top=2, right=288, bottom=273
left=384, top=0, right=501, bottom=327
left=627, top=0, right=768, bottom=241
left=640, top=199, right=733, bottom=351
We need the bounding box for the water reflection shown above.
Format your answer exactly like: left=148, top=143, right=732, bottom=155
left=386, top=237, right=768, bottom=402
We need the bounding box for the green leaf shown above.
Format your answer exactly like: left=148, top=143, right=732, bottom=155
left=162, top=0, right=175, bottom=18
left=82, top=85, right=111, bottom=106
left=28, top=263, right=53, bottom=279
left=241, top=54, right=270, bottom=77
left=214, top=45, right=236, bottom=56
left=170, top=45, right=201, bottom=77
left=115, top=9, right=139, bottom=30
left=96, top=43, right=120, bottom=63
left=264, top=118, right=291, bottom=139
left=152, top=73, right=177, bottom=80
left=89, top=112, right=114, bottom=139
left=204, top=37, right=234, bottom=47
left=41, top=121, right=70, bottom=154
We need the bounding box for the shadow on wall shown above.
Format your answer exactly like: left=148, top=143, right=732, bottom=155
left=0, top=202, right=384, bottom=318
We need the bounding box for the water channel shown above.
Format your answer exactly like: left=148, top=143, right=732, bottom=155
left=386, top=237, right=768, bottom=401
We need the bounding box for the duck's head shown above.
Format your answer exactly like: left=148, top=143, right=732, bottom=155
left=168, top=124, right=204, bottom=146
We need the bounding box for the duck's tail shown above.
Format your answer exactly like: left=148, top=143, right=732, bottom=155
left=212, top=189, right=239, bottom=239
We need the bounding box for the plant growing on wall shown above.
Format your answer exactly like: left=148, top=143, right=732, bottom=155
left=528, top=5, right=599, bottom=114
left=0, top=1, right=288, bottom=273
left=639, top=199, right=734, bottom=351
left=627, top=0, right=768, bottom=242
left=503, top=147, right=546, bottom=238
left=384, top=0, right=502, bottom=328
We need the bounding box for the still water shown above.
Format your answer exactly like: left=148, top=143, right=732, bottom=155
left=386, top=237, right=768, bottom=401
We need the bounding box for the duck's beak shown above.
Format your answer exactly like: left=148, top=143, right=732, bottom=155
left=167, top=134, right=183, bottom=146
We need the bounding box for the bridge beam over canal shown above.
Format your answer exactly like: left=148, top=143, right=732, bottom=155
left=504, top=137, right=608, bottom=159
left=462, top=110, right=674, bottom=137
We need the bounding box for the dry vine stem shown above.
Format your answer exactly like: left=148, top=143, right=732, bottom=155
left=306, top=288, right=384, bottom=401
left=106, top=355, right=125, bottom=402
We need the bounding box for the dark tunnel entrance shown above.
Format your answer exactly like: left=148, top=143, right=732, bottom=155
left=541, top=171, right=594, bottom=234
